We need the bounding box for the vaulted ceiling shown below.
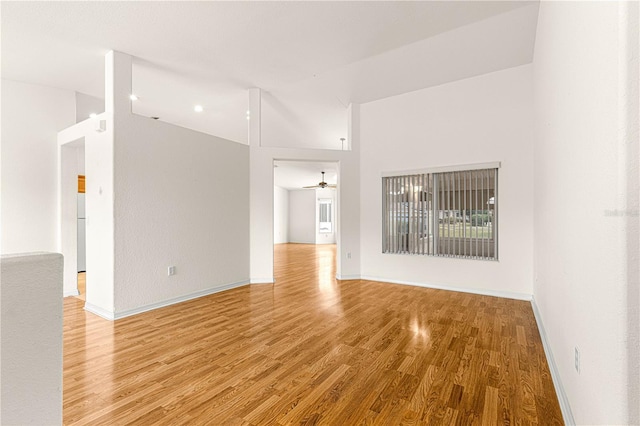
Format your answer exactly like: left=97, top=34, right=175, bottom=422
left=2, top=1, right=539, bottom=149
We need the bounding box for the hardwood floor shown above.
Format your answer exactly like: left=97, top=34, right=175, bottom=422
left=63, top=243, right=563, bottom=425
left=76, top=272, right=86, bottom=301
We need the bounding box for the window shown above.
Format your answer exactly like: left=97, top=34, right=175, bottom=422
left=382, top=164, right=498, bottom=260
left=318, top=199, right=332, bottom=233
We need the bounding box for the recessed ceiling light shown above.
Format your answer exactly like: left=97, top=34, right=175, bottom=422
left=194, top=105, right=204, bottom=113
left=89, top=113, right=97, bottom=119
left=129, top=94, right=138, bottom=101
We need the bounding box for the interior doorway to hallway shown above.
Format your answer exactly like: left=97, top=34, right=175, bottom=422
left=272, top=160, right=339, bottom=281
left=76, top=174, right=86, bottom=301
left=59, top=137, right=86, bottom=298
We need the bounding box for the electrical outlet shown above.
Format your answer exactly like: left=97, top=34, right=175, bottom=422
left=575, top=347, right=580, bottom=374
left=347, top=252, right=352, bottom=259
left=168, top=266, right=176, bottom=276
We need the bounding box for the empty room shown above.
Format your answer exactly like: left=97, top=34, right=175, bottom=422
left=1, top=1, right=638, bottom=425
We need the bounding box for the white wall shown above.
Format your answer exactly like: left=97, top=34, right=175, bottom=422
left=1, top=79, right=75, bottom=254
left=1, top=253, right=63, bottom=425
left=288, top=189, right=316, bottom=244
left=108, top=53, right=250, bottom=316
left=57, top=52, right=251, bottom=319
left=274, top=186, right=289, bottom=244
left=58, top=112, right=115, bottom=313
left=113, top=114, right=250, bottom=315
left=76, top=143, right=85, bottom=174
left=359, top=64, right=534, bottom=298
left=75, top=92, right=104, bottom=123
left=275, top=187, right=336, bottom=245
left=532, top=2, right=639, bottom=424
left=261, top=90, right=348, bottom=151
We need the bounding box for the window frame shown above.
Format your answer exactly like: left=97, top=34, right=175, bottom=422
left=382, top=162, right=500, bottom=261
left=318, top=198, right=333, bottom=234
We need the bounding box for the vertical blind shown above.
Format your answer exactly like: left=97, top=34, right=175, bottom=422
left=382, top=167, right=498, bottom=260
left=319, top=200, right=331, bottom=223
left=319, top=199, right=332, bottom=233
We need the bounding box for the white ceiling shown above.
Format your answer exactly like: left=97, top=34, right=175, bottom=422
left=1, top=1, right=539, bottom=148
left=274, top=160, right=338, bottom=191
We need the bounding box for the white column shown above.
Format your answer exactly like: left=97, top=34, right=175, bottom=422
left=335, top=103, right=361, bottom=279
left=105, top=51, right=132, bottom=117
left=248, top=88, right=274, bottom=283
left=84, top=50, right=132, bottom=319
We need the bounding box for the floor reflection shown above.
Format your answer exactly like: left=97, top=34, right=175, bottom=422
left=62, top=242, right=563, bottom=424
left=410, top=316, right=431, bottom=342
left=314, top=245, right=341, bottom=316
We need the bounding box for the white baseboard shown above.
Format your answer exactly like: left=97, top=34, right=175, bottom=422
left=64, top=289, right=80, bottom=297
left=531, top=297, right=575, bottom=425
left=358, top=275, right=532, bottom=301
left=250, top=277, right=275, bottom=284
left=84, top=302, right=115, bottom=320
left=335, top=274, right=361, bottom=281
left=84, top=280, right=250, bottom=321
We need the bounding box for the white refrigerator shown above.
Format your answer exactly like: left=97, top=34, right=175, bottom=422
left=77, top=193, right=86, bottom=272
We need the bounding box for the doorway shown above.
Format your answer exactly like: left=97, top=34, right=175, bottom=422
left=273, top=160, right=339, bottom=281
left=76, top=174, right=86, bottom=301
left=59, top=137, right=85, bottom=297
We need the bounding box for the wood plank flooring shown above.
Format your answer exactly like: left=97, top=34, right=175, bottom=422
left=63, top=243, right=563, bottom=425
left=76, top=272, right=86, bottom=301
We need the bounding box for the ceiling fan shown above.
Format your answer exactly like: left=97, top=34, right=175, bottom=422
left=303, top=172, right=336, bottom=189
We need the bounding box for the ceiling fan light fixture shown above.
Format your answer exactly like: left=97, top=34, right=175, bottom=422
left=302, top=171, right=337, bottom=189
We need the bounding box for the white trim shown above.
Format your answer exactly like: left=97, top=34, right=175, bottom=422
left=64, top=289, right=80, bottom=297
left=382, top=161, right=501, bottom=178
left=250, top=277, right=275, bottom=284
left=335, top=274, right=361, bottom=281
left=531, top=297, right=575, bottom=425
left=359, top=275, right=531, bottom=301
left=113, top=280, right=250, bottom=320
left=83, top=302, right=115, bottom=321
left=84, top=280, right=250, bottom=321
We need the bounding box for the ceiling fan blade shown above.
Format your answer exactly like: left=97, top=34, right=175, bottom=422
left=302, top=171, right=337, bottom=189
